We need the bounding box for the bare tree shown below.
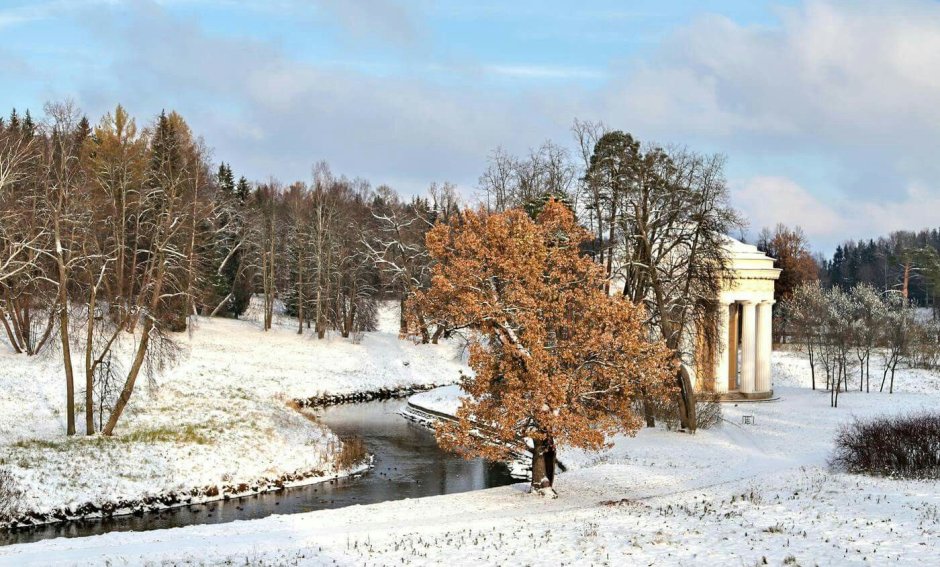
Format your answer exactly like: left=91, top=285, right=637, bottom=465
left=365, top=188, right=434, bottom=340
left=42, top=101, right=91, bottom=436
left=478, top=142, right=576, bottom=217
left=571, top=118, right=608, bottom=259
left=589, top=134, right=742, bottom=431
left=101, top=111, right=197, bottom=435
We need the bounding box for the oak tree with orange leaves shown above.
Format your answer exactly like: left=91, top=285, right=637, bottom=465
left=410, top=200, right=674, bottom=492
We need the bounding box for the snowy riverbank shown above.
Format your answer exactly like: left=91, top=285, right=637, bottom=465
left=0, top=302, right=467, bottom=526
left=2, top=349, right=937, bottom=565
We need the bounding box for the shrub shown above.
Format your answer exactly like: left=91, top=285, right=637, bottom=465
left=694, top=392, right=723, bottom=430
left=640, top=391, right=723, bottom=431
left=831, top=413, right=940, bottom=479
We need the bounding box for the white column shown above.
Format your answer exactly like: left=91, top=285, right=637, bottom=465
left=714, top=301, right=731, bottom=393
left=756, top=300, right=774, bottom=394
left=740, top=301, right=756, bottom=394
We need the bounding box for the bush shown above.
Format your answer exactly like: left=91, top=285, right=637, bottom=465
left=695, top=392, right=724, bottom=430
left=0, top=467, right=23, bottom=523
left=831, top=413, right=940, bottom=479
left=639, top=391, right=722, bottom=431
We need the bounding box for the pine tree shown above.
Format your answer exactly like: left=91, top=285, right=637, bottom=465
left=236, top=176, right=250, bottom=203
left=22, top=109, right=34, bottom=135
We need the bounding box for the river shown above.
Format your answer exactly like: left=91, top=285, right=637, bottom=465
left=0, top=399, right=516, bottom=546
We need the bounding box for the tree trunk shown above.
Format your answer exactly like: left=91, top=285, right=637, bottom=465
left=902, top=262, right=910, bottom=299
left=881, top=359, right=890, bottom=393
left=530, top=436, right=555, bottom=490
left=808, top=344, right=815, bottom=390
left=675, top=365, right=696, bottom=432
left=102, top=319, right=153, bottom=436
left=643, top=397, right=655, bottom=427
left=297, top=263, right=305, bottom=334
left=0, top=305, right=21, bottom=354
left=341, top=298, right=350, bottom=338
left=603, top=202, right=616, bottom=295
left=84, top=281, right=97, bottom=435
left=416, top=311, right=431, bottom=344
left=399, top=296, right=407, bottom=335
left=210, top=292, right=233, bottom=317
left=55, top=234, right=76, bottom=436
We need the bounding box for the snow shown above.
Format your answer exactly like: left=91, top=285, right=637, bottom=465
left=407, top=384, right=464, bottom=416
left=0, top=300, right=466, bottom=521
left=1, top=340, right=939, bottom=565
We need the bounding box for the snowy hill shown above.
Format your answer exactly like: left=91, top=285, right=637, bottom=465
left=0, top=302, right=466, bottom=521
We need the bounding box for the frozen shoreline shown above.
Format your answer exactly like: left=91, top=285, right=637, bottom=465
left=0, top=302, right=466, bottom=529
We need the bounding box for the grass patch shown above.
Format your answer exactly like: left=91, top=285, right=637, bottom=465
left=10, top=423, right=214, bottom=452
left=11, top=439, right=61, bottom=451
left=121, top=424, right=212, bottom=445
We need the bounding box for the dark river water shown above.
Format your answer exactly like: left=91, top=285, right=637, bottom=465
left=0, top=399, right=516, bottom=546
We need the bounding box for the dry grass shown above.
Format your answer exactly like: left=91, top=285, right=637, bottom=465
left=12, top=423, right=213, bottom=451
left=334, top=437, right=367, bottom=470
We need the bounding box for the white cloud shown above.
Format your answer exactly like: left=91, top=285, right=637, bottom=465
left=25, top=0, right=939, bottom=252
left=736, top=175, right=940, bottom=251
left=68, top=1, right=566, bottom=190
left=0, top=0, right=110, bottom=28
left=601, top=1, right=940, bottom=199
left=484, top=64, right=607, bottom=80
left=733, top=176, right=846, bottom=239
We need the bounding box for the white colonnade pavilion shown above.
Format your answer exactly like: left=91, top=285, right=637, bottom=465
left=711, top=237, right=782, bottom=400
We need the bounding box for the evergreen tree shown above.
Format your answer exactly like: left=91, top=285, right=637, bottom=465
left=236, top=176, right=250, bottom=203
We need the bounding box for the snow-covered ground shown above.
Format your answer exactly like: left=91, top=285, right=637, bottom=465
left=0, top=301, right=466, bottom=521
left=2, top=347, right=937, bottom=565
left=0, top=353, right=940, bottom=565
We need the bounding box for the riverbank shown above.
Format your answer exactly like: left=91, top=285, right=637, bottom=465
left=6, top=350, right=934, bottom=565
left=0, top=302, right=466, bottom=529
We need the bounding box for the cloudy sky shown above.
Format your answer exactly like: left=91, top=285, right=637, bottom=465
left=2, top=0, right=939, bottom=252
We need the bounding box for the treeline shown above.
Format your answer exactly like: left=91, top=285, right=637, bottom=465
left=0, top=103, right=774, bottom=437
left=823, top=228, right=940, bottom=311
left=0, top=102, right=457, bottom=436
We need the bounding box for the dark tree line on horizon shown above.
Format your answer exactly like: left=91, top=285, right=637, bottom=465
left=821, top=228, right=940, bottom=314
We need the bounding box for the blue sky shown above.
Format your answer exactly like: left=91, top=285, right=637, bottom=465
left=2, top=0, right=940, bottom=252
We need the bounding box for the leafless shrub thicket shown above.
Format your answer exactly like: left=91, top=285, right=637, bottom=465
left=831, top=413, right=940, bottom=479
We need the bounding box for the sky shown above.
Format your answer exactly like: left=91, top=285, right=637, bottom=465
left=2, top=0, right=939, bottom=253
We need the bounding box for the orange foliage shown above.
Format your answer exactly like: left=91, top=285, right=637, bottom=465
left=410, top=200, right=675, bottom=467
left=761, top=224, right=819, bottom=302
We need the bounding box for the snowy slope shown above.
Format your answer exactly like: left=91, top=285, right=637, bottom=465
left=0, top=301, right=466, bottom=519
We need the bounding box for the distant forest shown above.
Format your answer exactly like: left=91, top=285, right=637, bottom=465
left=820, top=228, right=940, bottom=308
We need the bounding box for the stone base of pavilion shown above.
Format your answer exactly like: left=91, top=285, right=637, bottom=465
left=716, top=390, right=779, bottom=402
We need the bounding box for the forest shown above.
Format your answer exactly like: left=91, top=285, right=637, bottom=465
left=1, top=103, right=745, bottom=442
left=0, top=102, right=463, bottom=438
left=822, top=228, right=940, bottom=310
left=2, top=100, right=939, bottom=443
